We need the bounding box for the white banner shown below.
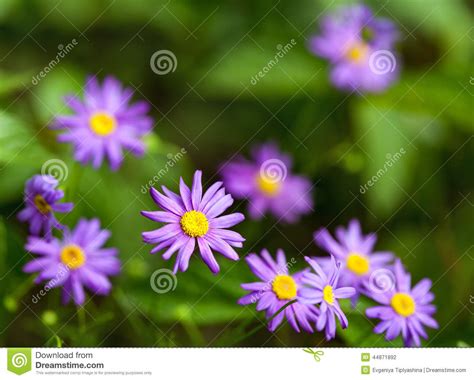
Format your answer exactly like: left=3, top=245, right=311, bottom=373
left=0, top=348, right=471, bottom=379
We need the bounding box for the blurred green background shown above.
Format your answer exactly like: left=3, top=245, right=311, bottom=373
left=0, top=0, right=472, bottom=347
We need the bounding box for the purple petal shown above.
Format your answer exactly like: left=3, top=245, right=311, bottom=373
left=205, top=235, right=239, bottom=261
left=385, top=320, right=401, bottom=340
left=256, top=292, right=275, bottom=311
left=191, top=170, right=202, bottom=210
left=286, top=305, right=301, bottom=332
left=161, top=235, right=189, bottom=260
left=197, top=237, right=220, bottom=274
left=79, top=267, right=112, bottom=295
left=150, top=187, right=184, bottom=215
left=374, top=320, right=391, bottom=334
left=179, top=178, right=193, bottom=211
left=71, top=276, right=86, bottom=305
left=238, top=293, right=258, bottom=305
left=313, top=228, right=346, bottom=258
left=201, top=188, right=226, bottom=214
left=298, top=288, right=323, bottom=304
left=366, top=306, right=394, bottom=320
left=142, top=224, right=181, bottom=244
left=52, top=202, right=74, bottom=213
left=334, top=286, right=356, bottom=299
left=268, top=306, right=285, bottom=332
left=316, top=309, right=327, bottom=331
left=416, top=313, right=439, bottom=329
left=88, top=257, right=121, bottom=275
left=209, top=213, right=245, bottom=228
left=241, top=282, right=268, bottom=291
left=177, top=237, right=196, bottom=272
left=209, top=229, right=245, bottom=243
left=305, top=256, right=328, bottom=283
left=245, top=253, right=275, bottom=281
left=141, top=210, right=180, bottom=223
left=333, top=303, right=349, bottom=329
left=411, top=278, right=432, bottom=299
left=199, top=181, right=223, bottom=211
left=205, top=194, right=234, bottom=219
left=23, top=258, right=53, bottom=273
left=326, top=308, right=336, bottom=340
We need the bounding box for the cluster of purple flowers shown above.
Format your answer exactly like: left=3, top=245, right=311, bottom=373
left=14, top=4, right=438, bottom=348
left=309, top=4, right=400, bottom=93
left=18, top=75, right=153, bottom=305
left=18, top=174, right=121, bottom=305
left=141, top=163, right=437, bottom=346
left=239, top=219, right=438, bottom=346
left=53, top=76, right=153, bottom=171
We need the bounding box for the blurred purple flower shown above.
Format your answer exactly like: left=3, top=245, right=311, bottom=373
left=141, top=170, right=245, bottom=274
left=366, top=259, right=438, bottom=346
left=220, top=143, right=313, bottom=223
left=238, top=249, right=319, bottom=333
left=23, top=218, right=121, bottom=305
left=313, top=219, right=394, bottom=305
left=53, top=75, right=153, bottom=171
left=309, top=4, right=399, bottom=93
left=17, top=175, right=73, bottom=240
left=299, top=256, right=355, bottom=340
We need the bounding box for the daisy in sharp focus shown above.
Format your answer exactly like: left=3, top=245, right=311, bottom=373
left=365, top=259, right=438, bottom=346
left=52, top=75, right=153, bottom=171
left=238, top=249, right=319, bottom=333
left=220, top=142, right=313, bottom=223
left=17, top=175, right=74, bottom=240
left=299, top=256, right=356, bottom=340
left=313, top=219, right=394, bottom=305
left=309, top=4, right=399, bottom=93
left=23, top=218, right=121, bottom=305
left=141, top=170, right=245, bottom=274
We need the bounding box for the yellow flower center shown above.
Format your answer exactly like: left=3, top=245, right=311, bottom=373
left=272, top=275, right=297, bottom=300
left=89, top=112, right=116, bottom=136
left=34, top=194, right=51, bottom=215
left=346, top=42, right=369, bottom=63
left=60, top=244, right=86, bottom=270
left=391, top=293, right=416, bottom=317
left=180, top=211, right=209, bottom=238
left=323, top=285, right=335, bottom=304
left=256, top=175, right=281, bottom=196
left=346, top=252, right=370, bottom=276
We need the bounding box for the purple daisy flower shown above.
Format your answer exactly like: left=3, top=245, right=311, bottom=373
left=238, top=249, right=319, bottom=333
left=53, top=75, right=153, bottom=171
left=141, top=170, right=245, bottom=274
left=23, top=218, right=121, bottom=305
left=299, top=256, right=356, bottom=340
left=365, top=259, right=438, bottom=346
left=313, top=219, right=394, bottom=304
left=309, top=4, right=399, bottom=93
left=17, top=175, right=74, bottom=240
left=220, top=143, right=313, bottom=223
